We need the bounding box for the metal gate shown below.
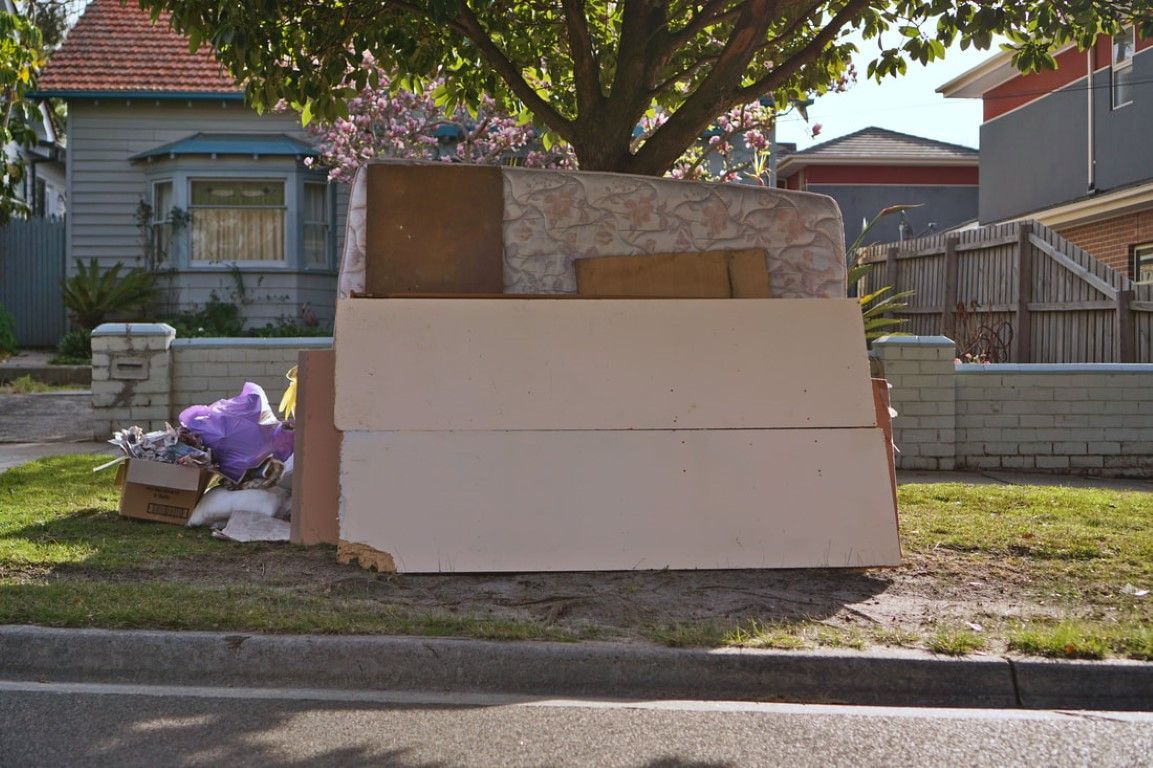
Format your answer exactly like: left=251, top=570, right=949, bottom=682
left=0, top=217, right=67, bottom=347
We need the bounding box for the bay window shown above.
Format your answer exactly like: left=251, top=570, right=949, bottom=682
left=189, top=179, right=286, bottom=263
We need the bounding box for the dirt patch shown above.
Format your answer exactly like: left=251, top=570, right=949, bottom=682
left=43, top=543, right=1090, bottom=643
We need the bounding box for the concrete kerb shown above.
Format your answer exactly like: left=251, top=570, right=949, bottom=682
left=2, top=626, right=1150, bottom=711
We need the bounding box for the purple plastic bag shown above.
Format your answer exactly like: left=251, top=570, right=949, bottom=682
left=179, top=382, right=294, bottom=482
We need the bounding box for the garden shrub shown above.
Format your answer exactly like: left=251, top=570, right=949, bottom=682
left=0, top=303, right=17, bottom=358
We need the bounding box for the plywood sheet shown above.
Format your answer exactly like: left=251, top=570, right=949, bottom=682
left=334, top=298, right=875, bottom=432
left=339, top=427, right=901, bottom=573
left=364, top=164, right=504, bottom=295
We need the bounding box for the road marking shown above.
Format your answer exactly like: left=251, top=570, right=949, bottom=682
left=1, top=679, right=1150, bottom=722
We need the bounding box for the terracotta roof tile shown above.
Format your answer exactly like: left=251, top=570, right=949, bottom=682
left=38, top=0, right=239, bottom=94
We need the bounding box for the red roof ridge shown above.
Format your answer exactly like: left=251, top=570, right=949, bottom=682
left=37, top=0, right=240, bottom=95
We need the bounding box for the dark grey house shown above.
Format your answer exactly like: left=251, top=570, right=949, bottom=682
left=775, top=127, right=980, bottom=247
left=940, top=26, right=1152, bottom=280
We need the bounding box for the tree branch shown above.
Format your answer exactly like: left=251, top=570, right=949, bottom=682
left=452, top=2, right=575, bottom=142
left=627, top=0, right=776, bottom=174
left=665, top=0, right=745, bottom=51
left=651, top=55, right=719, bottom=96
left=610, top=1, right=662, bottom=102
left=735, top=0, right=873, bottom=100
left=754, top=0, right=825, bottom=55
left=561, top=0, right=603, bottom=116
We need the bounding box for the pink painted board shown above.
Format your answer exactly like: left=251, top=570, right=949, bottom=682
left=334, top=298, right=876, bottom=432
left=339, top=427, right=901, bottom=573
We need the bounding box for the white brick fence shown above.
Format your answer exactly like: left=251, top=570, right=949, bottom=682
left=91, top=323, right=330, bottom=439
left=874, top=336, right=1153, bottom=476
left=90, top=327, right=1153, bottom=477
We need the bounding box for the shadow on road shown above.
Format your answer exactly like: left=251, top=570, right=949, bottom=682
left=1, top=690, right=740, bottom=767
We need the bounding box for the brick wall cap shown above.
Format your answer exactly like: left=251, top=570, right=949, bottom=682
left=170, top=337, right=333, bottom=349
left=873, top=335, right=955, bottom=347
left=91, top=323, right=176, bottom=338
left=955, top=363, right=1153, bottom=374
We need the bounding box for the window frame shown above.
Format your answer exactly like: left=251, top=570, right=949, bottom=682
left=300, top=179, right=333, bottom=271
left=150, top=179, right=175, bottom=266
left=187, top=176, right=289, bottom=267
left=1133, top=242, right=1153, bottom=284
left=1112, top=26, right=1136, bottom=110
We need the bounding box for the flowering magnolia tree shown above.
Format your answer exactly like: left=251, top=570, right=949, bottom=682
left=305, top=56, right=576, bottom=184
left=308, top=57, right=828, bottom=184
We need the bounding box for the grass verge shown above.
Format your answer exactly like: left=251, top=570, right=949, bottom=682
left=1, top=457, right=1151, bottom=658
left=0, top=375, right=86, bottom=394
left=0, top=455, right=582, bottom=642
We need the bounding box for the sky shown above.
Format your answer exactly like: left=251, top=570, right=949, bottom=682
left=774, top=37, right=1005, bottom=152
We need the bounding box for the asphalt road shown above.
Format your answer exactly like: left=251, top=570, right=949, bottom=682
left=1, top=681, right=1151, bottom=768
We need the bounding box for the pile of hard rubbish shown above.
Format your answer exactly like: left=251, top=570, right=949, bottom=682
left=98, top=377, right=297, bottom=542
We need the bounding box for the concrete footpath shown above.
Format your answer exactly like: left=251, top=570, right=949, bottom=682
left=1, top=626, right=1150, bottom=712
left=0, top=441, right=113, bottom=473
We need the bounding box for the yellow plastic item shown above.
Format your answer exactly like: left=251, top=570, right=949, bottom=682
left=279, top=366, right=298, bottom=420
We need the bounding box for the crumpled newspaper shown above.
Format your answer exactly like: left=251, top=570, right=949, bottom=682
left=214, top=457, right=285, bottom=491
left=108, top=423, right=213, bottom=467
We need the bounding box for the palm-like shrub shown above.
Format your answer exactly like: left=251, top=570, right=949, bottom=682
left=847, top=205, right=917, bottom=343
left=61, top=259, right=157, bottom=330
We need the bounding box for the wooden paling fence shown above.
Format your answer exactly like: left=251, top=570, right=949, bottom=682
left=858, top=220, right=1153, bottom=363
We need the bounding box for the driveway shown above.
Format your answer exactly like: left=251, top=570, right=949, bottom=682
left=0, top=393, right=94, bottom=443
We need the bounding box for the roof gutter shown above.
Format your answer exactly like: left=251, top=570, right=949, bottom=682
left=776, top=156, right=979, bottom=174
left=28, top=90, right=245, bottom=102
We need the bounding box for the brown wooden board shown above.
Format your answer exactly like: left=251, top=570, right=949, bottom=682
left=574, top=249, right=771, bottom=298
left=727, top=248, right=773, bottom=297
left=575, top=251, right=731, bottom=298
left=290, top=350, right=340, bottom=546
left=364, top=164, right=504, bottom=296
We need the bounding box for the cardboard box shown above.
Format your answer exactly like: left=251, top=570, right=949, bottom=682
left=115, top=459, right=211, bottom=525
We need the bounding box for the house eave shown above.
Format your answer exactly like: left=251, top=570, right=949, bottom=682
left=998, top=181, right=1153, bottom=229
left=938, top=42, right=1079, bottom=99
left=937, top=51, right=1017, bottom=99
left=776, top=156, right=979, bottom=175
left=29, top=89, right=245, bottom=102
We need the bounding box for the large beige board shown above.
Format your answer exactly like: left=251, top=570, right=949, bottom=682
left=340, top=428, right=901, bottom=573
left=334, top=298, right=875, bottom=432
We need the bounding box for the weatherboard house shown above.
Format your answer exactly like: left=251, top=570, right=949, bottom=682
left=33, top=0, right=346, bottom=328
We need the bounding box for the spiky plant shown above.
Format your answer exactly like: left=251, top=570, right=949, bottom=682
left=61, top=259, right=157, bottom=330
left=847, top=205, right=919, bottom=343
